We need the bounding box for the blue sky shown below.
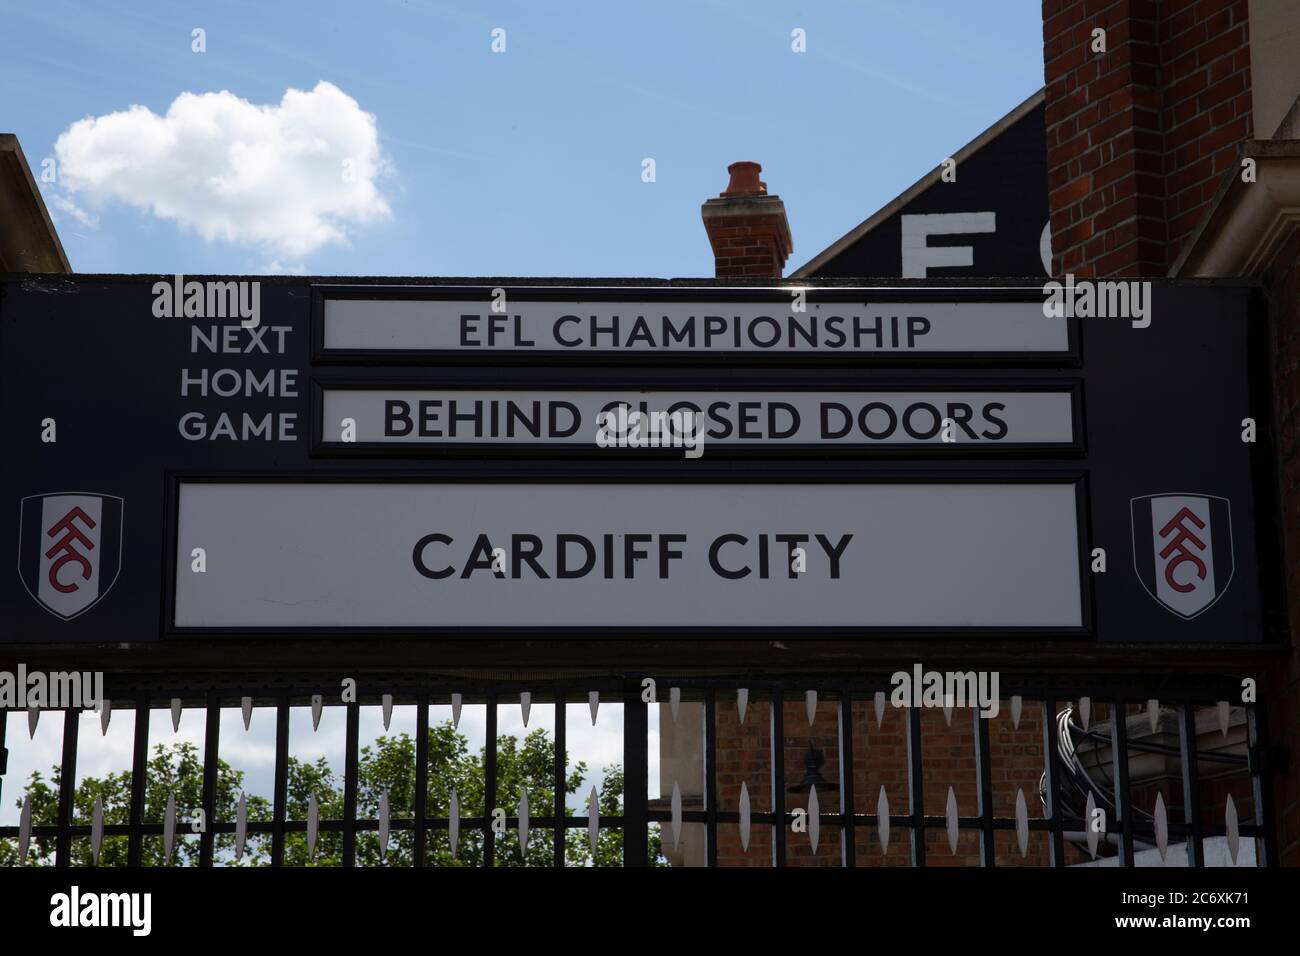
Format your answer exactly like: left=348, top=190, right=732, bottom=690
left=0, top=1, right=1045, bottom=841
left=3, top=0, right=1046, bottom=277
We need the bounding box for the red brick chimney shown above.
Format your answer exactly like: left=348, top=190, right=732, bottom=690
left=701, top=161, right=794, bottom=278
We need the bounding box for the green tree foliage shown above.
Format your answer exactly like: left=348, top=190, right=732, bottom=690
left=1, top=722, right=665, bottom=867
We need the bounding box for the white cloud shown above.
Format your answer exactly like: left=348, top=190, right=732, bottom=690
left=52, top=81, right=391, bottom=259
left=48, top=193, right=99, bottom=229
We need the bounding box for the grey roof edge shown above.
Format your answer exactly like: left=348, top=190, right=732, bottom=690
left=0, top=133, right=71, bottom=273
left=1170, top=139, right=1300, bottom=278
left=790, top=87, right=1046, bottom=279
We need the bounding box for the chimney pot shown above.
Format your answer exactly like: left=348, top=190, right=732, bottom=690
left=722, top=161, right=767, bottom=197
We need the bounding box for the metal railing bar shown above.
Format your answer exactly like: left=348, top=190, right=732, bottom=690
left=838, top=691, right=856, bottom=868
left=55, top=708, right=78, bottom=867
left=906, top=705, right=925, bottom=868
left=770, top=688, right=786, bottom=867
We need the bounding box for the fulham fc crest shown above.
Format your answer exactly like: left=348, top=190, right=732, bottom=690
left=18, top=493, right=123, bottom=620
left=1130, top=493, right=1233, bottom=620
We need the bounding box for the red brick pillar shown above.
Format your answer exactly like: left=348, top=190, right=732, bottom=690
left=1042, top=0, right=1252, bottom=275
left=701, top=161, right=794, bottom=278
left=1265, top=230, right=1300, bottom=865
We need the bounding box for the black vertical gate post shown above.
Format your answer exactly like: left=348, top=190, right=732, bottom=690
left=1179, top=703, right=1206, bottom=867
left=906, top=704, right=926, bottom=867
left=622, top=675, right=648, bottom=866
left=703, top=688, right=718, bottom=867
left=199, top=693, right=220, bottom=866
left=770, top=687, right=787, bottom=867
left=272, top=696, right=289, bottom=866
left=1109, top=700, right=1136, bottom=866
left=973, top=707, right=995, bottom=867
left=0, top=709, right=7, bottom=822
left=414, top=694, right=429, bottom=867
left=553, top=688, right=567, bottom=867
left=1247, top=701, right=1279, bottom=867
left=342, top=698, right=360, bottom=866
left=55, top=706, right=79, bottom=866
left=483, top=692, right=497, bottom=867
left=838, top=691, right=856, bottom=867
left=128, top=698, right=149, bottom=866
left=1041, top=700, right=1065, bottom=866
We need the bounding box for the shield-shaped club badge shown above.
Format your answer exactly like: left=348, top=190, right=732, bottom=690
left=1130, top=493, right=1233, bottom=619
left=18, top=493, right=124, bottom=620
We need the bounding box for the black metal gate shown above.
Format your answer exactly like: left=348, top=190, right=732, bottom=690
left=0, top=672, right=1277, bottom=868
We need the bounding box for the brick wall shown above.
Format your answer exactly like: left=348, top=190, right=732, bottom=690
left=1265, top=228, right=1300, bottom=866
left=709, top=699, right=1102, bottom=867
left=699, top=698, right=1259, bottom=867
left=705, top=213, right=796, bottom=278
left=1043, top=0, right=1253, bottom=275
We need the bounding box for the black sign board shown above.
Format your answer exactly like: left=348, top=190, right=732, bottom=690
left=0, top=277, right=1277, bottom=646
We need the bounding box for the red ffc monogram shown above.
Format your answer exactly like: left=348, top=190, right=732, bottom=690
left=44, top=506, right=97, bottom=594
left=1157, top=506, right=1207, bottom=593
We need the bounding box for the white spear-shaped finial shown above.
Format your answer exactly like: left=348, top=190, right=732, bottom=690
left=808, top=785, right=821, bottom=853
left=18, top=794, right=32, bottom=864
left=1014, top=788, right=1029, bottom=857
left=449, top=790, right=461, bottom=858
left=235, top=793, right=248, bottom=862
left=587, top=786, right=600, bottom=856
left=1225, top=795, right=1240, bottom=865
left=739, top=782, right=751, bottom=852
left=1085, top=791, right=1099, bottom=859
left=877, top=786, right=890, bottom=855
left=517, top=790, right=529, bottom=859
left=945, top=787, right=959, bottom=855
left=91, top=796, right=104, bottom=865
left=307, top=793, right=319, bottom=859
left=1154, top=792, right=1168, bottom=861
left=163, top=793, right=176, bottom=863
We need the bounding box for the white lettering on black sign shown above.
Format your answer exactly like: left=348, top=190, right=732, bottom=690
left=179, top=325, right=298, bottom=441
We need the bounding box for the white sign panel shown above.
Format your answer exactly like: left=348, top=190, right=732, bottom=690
left=174, top=482, right=1083, bottom=629
left=321, top=388, right=1075, bottom=445
left=321, top=299, right=1068, bottom=354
